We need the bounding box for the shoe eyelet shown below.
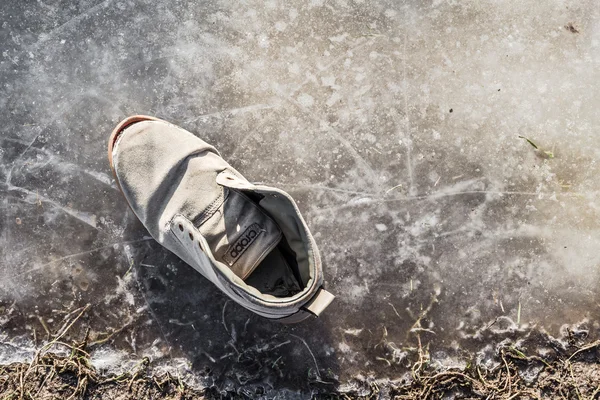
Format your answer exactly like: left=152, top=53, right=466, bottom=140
left=178, top=224, right=183, bottom=231
left=189, top=232, right=194, bottom=240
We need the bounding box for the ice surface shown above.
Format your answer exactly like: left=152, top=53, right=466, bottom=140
left=0, top=0, right=599, bottom=395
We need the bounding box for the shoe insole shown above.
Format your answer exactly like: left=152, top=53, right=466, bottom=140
left=245, top=245, right=302, bottom=297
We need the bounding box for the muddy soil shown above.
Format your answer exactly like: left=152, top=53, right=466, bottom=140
left=2, top=310, right=600, bottom=399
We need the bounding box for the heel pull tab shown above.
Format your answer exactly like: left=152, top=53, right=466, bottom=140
left=303, top=288, right=335, bottom=316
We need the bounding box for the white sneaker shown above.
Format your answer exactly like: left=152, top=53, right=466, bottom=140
left=108, top=116, right=334, bottom=322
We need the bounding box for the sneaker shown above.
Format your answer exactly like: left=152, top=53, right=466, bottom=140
left=108, top=116, right=334, bottom=322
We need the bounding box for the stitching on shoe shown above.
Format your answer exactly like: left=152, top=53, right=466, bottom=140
left=192, top=187, right=229, bottom=227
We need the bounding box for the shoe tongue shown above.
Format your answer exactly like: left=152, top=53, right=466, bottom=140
left=194, top=189, right=282, bottom=280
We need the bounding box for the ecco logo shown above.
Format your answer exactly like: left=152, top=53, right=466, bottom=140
left=225, top=223, right=262, bottom=265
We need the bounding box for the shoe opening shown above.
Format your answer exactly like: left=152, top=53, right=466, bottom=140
left=193, top=187, right=309, bottom=298
left=244, top=236, right=303, bottom=297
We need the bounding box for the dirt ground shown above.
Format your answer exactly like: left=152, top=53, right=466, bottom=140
left=2, top=307, right=600, bottom=399
left=3, top=346, right=600, bottom=399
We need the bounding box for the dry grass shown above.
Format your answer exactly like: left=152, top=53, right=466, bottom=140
left=0, top=354, right=208, bottom=399
left=2, top=304, right=600, bottom=399
left=0, top=304, right=208, bottom=400
left=337, top=340, right=600, bottom=399
left=4, top=339, right=600, bottom=399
